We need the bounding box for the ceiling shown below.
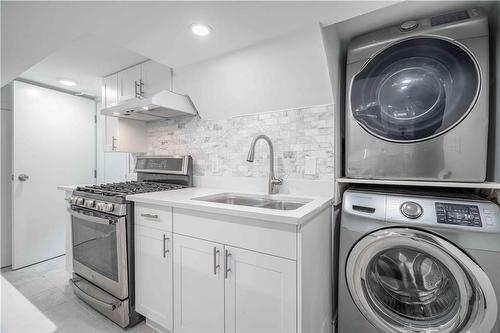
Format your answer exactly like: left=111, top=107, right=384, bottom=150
left=1, top=1, right=398, bottom=96
left=20, top=34, right=147, bottom=97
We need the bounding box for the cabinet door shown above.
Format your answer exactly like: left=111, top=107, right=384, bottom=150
left=103, top=116, right=118, bottom=152
left=224, top=246, right=297, bottom=333
left=135, top=226, right=173, bottom=331
left=141, top=60, right=172, bottom=97
left=118, top=65, right=141, bottom=102
left=103, top=74, right=118, bottom=108
left=174, top=234, right=224, bottom=333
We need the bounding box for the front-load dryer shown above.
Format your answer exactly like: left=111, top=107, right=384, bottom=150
left=338, top=187, right=500, bottom=333
left=345, top=8, right=489, bottom=181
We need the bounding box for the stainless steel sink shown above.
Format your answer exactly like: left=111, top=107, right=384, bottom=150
left=192, top=193, right=311, bottom=211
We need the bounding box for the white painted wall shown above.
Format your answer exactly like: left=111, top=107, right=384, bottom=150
left=174, top=24, right=333, bottom=119
left=1, top=84, right=13, bottom=267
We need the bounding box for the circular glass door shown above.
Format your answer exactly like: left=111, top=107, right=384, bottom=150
left=346, top=228, right=497, bottom=333
left=350, top=37, right=480, bottom=142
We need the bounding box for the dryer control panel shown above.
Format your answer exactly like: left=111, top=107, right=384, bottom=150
left=435, top=203, right=481, bottom=227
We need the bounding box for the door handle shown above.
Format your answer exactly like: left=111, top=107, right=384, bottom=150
left=213, top=247, right=220, bottom=275
left=18, top=174, right=29, bottom=181
left=224, top=250, right=231, bottom=279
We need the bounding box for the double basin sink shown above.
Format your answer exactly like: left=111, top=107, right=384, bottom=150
left=193, top=193, right=311, bottom=211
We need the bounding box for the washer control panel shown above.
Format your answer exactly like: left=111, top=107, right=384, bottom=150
left=435, top=202, right=481, bottom=227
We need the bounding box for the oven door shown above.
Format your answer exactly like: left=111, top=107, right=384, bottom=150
left=70, top=206, right=128, bottom=300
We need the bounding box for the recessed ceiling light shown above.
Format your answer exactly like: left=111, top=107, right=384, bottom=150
left=191, top=24, right=212, bottom=37
left=59, top=79, right=77, bottom=87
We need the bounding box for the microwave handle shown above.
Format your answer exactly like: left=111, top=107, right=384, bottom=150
left=69, top=209, right=115, bottom=225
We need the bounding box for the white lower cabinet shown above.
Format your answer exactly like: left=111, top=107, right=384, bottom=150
left=224, top=246, right=297, bottom=333
left=134, top=205, right=332, bottom=333
left=135, top=226, right=173, bottom=331
left=173, top=234, right=225, bottom=333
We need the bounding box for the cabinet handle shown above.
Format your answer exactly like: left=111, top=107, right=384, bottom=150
left=111, top=136, right=117, bottom=151
left=224, top=250, right=231, bottom=279
left=134, top=80, right=138, bottom=98
left=163, top=234, right=170, bottom=257
left=140, top=213, right=158, bottom=219
left=139, top=80, right=145, bottom=98
left=213, top=247, right=220, bottom=275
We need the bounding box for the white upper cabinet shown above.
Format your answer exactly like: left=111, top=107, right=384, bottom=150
left=118, top=65, right=142, bottom=102
left=103, top=117, right=147, bottom=153
left=141, top=60, right=172, bottom=97
left=103, top=74, right=118, bottom=108
left=102, top=60, right=172, bottom=106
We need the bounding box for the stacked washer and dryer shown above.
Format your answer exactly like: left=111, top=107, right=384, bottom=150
left=339, top=8, right=500, bottom=333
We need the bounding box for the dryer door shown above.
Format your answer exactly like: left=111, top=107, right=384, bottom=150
left=346, top=228, right=497, bottom=333
left=350, top=37, right=480, bottom=142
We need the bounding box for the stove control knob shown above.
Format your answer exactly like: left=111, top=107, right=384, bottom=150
left=96, top=202, right=105, bottom=211
left=70, top=196, right=77, bottom=204
left=400, top=201, right=423, bottom=219
left=105, top=203, right=114, bottom=212
left=76, top=197, right=84, bottom=206
left=84, top=200, right=95, bottom=208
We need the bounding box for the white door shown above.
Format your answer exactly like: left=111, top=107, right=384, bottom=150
left=118, top=65, right=141, bottom=102
left=224, top=246, right=297, bottom=333
left=103, top=74, right=118, bottom=108
left=173, top=234, right=225, bottom=333
left=141, top=60, right=171, bottom=97
left=12, top=81, right=95, bottom=269
left=135, top=226, right=173, bottom=330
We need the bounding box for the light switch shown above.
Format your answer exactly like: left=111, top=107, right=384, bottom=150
left=304, top=157, right=317, bottom=175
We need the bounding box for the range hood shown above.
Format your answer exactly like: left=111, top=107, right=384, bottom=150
left=101, top=90, right=197, bottom=121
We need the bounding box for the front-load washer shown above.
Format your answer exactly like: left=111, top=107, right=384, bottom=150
left=345, top=8, right=489, bottom=181
left=338, top=187, right=500, bottom=333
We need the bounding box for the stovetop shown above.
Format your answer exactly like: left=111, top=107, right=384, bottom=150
left=76, top=181, right=187, bottom=198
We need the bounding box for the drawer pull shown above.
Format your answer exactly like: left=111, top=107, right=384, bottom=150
left=213, top=247, right=220, bottom=275
left=225, top=250, right=232, bottom=279
left=141, top=213, right=159, bottom=219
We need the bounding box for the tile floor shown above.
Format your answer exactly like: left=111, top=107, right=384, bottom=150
left=1, top=255, right=156, bottom=333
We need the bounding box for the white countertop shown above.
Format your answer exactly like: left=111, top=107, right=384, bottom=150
left=127, top=187, right=333, bottom=225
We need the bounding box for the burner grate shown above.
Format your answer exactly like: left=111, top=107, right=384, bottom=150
left=76, top=181, right=187, bottom=197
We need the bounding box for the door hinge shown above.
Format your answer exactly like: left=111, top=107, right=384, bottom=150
left=94, top=169, right=97, bottom=179
left=94, top=115, right=97, bottom=123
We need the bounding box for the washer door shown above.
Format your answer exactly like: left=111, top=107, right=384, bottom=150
left=350, top=37, right=480, bottom=142
left=346, top=228, right=497, bottom=333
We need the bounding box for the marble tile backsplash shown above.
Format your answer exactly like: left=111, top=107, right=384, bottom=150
left=147, top=104, right=334, bottom=180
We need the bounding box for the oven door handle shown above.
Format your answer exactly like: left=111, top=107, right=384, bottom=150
left=69, top=209, right=116, bottom=225
left=70, top=278, right=118, bottom=311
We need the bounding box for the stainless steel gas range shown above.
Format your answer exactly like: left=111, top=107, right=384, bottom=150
left=68, top=155, right=192, bottom=328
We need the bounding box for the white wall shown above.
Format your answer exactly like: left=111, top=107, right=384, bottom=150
left=1, top=84, right=13, bottom=267
left=174, top=24, right=333, bottom=119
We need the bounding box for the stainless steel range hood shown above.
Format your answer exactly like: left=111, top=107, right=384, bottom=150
left=100, top=90, right=197, bottom=121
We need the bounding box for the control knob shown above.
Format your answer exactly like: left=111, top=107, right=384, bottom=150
left=84, top=199, right=95, bottom=208
left=96, top=202, right=105, bottom=211
left=70, top=196, right=77, bottom=205
left=104, top=203, right=114, bottom=213
left=76, top=197, right=84, bottom=206
left=400, top=20, right=418, bottom=32
left=400, top=201, right=423, bottom=219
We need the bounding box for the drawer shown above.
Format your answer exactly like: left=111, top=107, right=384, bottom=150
left=135, top=203, right=172, bottom=232
left=173, top=208, right=297, bottom=260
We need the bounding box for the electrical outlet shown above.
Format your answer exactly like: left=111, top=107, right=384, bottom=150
left=304, top=157, right=317, bottom=175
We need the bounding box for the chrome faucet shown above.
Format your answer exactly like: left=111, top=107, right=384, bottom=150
left=246, top=134, right=283, bottom=194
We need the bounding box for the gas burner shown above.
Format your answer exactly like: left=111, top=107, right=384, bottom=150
left=76, top=181, right=187, bottom=198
